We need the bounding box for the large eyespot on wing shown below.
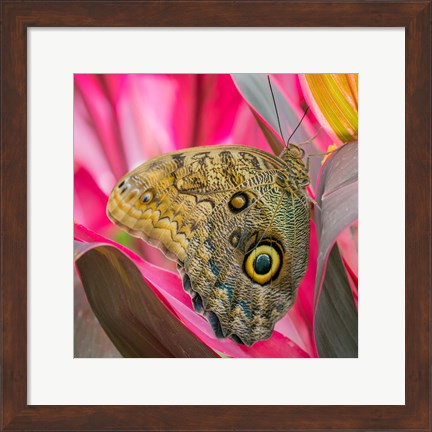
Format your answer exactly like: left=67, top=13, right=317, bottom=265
left=243, top=242, right=283, bottom=285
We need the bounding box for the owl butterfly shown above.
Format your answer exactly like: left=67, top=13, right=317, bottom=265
left=107, top=142, right=311, bottom=346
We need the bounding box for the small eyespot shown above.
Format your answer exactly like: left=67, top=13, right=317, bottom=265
left=141, top=190, right=154, bottom=203
left=229, top=192, right=249, bottom=213
left=244, top=244, right=282, bottom=285
left=230, top=234, right=239, bottom=247
left=229, top=228, right=242, bottom=248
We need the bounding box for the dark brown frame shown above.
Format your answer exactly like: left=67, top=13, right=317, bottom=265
left=1, top=1, right=430, bottom=430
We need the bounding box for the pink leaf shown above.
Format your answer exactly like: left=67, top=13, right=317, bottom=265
left=74, top=164, right=111, bottom=233
left=172, top=74, right=244, bottom=148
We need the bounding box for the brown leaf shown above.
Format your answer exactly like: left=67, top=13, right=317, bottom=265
left=76, top=245, right=218, bottom=358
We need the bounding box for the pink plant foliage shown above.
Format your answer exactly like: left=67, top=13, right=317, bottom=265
left=74, top=74, right=357, bottom=358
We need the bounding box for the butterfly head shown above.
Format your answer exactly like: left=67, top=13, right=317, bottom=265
left=279, top=143, right=304, bottom=162
left=278, top=144, right=310, bottom=189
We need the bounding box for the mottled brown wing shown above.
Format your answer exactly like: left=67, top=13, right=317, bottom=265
left=107, top=145, right=285, bottom=260
left=107, top=145, right=310, bottom=345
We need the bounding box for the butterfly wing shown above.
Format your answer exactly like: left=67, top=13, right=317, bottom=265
left=107, top=145, right=310, bottom=345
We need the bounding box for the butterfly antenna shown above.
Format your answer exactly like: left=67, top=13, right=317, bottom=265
left=267, top=75, right=286, bottom=145
left=287, top=106, right=309, bottom=145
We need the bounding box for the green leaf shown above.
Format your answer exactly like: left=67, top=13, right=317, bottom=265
left=314, top=245, right=358, bottom=357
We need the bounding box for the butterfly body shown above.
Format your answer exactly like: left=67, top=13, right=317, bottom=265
left=107, top=145, right=310, bottom=346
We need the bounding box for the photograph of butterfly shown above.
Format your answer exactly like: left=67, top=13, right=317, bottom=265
left=74, top=74, right=358, bottom=358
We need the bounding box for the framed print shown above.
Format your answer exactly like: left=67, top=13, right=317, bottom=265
left=73, top=72, right=358, bottom=360
left=1, top=1, right=430, bottom=431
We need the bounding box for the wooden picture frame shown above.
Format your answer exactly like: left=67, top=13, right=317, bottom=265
left=1, top=1, right=430, bottom=430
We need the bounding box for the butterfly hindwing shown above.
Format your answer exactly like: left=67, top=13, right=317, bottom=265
left=183, top=172, right=310, bottom=345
